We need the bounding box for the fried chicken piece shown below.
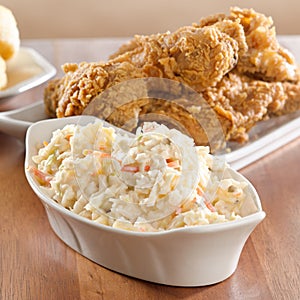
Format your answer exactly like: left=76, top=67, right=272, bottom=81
left=44, top=7, right=300, bottom=147
left=202, top=72, right=287, bottom=142
left=274, top=79, right=300, bottom=115
left=44, top=23, right=243, bottom=118
left=112, top=7, right=297, bottom=84
left=82, top=70, right=293, bottom=147
left=197, top=7, right=298, bottom=82
left=83, top=80, right=226, bottom=151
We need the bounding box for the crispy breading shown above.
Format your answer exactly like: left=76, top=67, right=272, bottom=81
left=202, top=71, right=287, bottom=142
left=44, top=23, right=242, bottom=118
left=197, top=7, right=298, bottom=82
left=44, top=7, right=300, bottom=147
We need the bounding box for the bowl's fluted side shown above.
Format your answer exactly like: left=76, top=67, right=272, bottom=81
left=42, top=198, right=265, bottom=286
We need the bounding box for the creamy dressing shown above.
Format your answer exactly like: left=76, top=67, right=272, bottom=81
left=31, top=120, right=248, bottom=232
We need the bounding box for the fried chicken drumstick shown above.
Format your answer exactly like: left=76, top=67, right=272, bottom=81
left=44, top=7, right=300, bottom=146
left=45, top=23, right=241, bottom=116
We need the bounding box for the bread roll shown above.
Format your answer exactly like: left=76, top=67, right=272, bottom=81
left=0, top=5, right=20, bottom=60
left=0, top=56, right=7, bottom=90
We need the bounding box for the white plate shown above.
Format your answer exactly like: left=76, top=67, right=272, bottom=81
left=0, top=100, right=47, bottom=140
left=1, top=100, right=300, bottom=170
left=222, top=110, right=300, bottom=169
left=0, top=47, right=56, bottom=99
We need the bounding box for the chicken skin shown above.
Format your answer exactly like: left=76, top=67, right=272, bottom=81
left=44, top=7, right=300, bottom=147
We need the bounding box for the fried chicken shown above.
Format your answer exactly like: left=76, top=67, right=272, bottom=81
left=44, top=7, right=300, bottom=147
left=45, top=23, right=242, bottom=118
left=197, top=6, right=298, bottom=82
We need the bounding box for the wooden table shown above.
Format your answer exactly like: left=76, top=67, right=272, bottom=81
left=1, top=39, right=299, bottom=300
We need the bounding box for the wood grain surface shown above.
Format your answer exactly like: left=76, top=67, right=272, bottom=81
left=0, top=39, right=299, bottom=300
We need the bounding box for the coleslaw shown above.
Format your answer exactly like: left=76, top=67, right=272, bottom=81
left=29, top=120, right=248, bottom=232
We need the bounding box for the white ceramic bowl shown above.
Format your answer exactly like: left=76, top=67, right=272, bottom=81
left=24, top=116, right=266, bottom=287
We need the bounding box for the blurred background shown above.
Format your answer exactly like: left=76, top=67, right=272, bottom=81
left=1, top=0, right=300, bottom=38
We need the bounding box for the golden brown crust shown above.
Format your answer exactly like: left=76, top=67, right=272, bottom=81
left=197, top=6, right=298, bottom=82
left=203, top=72, right=287, bottom=142
left=45, top=23, right=243, bottom=118
left=43, top=7, right=300, bottom=146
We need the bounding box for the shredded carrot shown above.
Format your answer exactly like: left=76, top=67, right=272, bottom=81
left=144, top=165, right=151, bottom=172
left=204, top=200, right=216, bottom=212
left=121, top=165, right=139, bottom=173
left=196, top=186, right=203, bottom=196
left=98, top=143, right=108, bottom=151
left=65, top=134, right=73, bottom=141
left=98, top=152, right=111, bottom=158
left=196, top=186, right=215, bottom=211
left=27, top=166, right=52, bottom=187
left=175, top=207, right=182, bottom=215
left=83, top=149, right=111, bottom=158
left=166, top=159, right=180, bottom=168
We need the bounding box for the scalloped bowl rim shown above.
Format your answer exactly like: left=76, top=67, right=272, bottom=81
left=25, top=116, right=265, bottom=236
